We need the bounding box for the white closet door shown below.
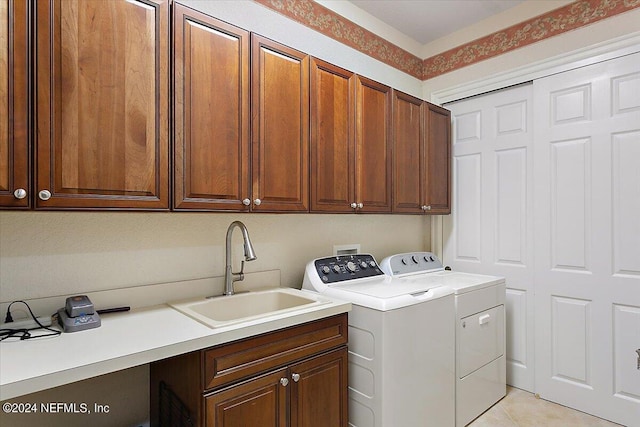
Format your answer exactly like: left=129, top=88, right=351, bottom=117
left=533, top=52, right=640, bottom=426
left=444, top=83, right=535, bottom=391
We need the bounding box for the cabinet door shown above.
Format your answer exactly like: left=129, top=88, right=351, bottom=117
left=392, top=90, right=425, bottom=214
left=205, top=368, right=288, bottom=427
left=251, top=34, right=309, bottom=212
left=34, top=0, right=169, bottom=209
left=310, top=58, right=355, bottom=213
left=0, top=0, right=29, bottom=208
left=290, top=347, right=348, bottom=427
left=425, top=103, right=452, bottom=214
left=173, top=4, right=250, bottom=211
left=355, top=76, right=392, bottom=213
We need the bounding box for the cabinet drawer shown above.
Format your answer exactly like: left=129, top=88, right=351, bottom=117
left=203, top=314, right=347, bottom=390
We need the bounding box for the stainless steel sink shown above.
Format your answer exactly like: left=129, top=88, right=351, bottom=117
left=169, top=288, right=330, bottom=328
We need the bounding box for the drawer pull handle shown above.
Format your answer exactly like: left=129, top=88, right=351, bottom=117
left=280, top=377, right=289, bottom=387
left=479, top=314, right=491, bottom=325
left=292, top=373, right=300, bottom=382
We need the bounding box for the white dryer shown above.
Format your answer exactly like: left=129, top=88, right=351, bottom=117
left=380, top=252, right=506, bottom=427
left=302, top=254, right=455, bottom=427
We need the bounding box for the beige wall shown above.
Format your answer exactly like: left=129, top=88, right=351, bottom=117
left=0, top=212, right=428, bottom=301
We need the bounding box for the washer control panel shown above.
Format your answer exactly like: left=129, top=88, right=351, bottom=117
left=314, top=254, right=384, bottom=283
left=380, top=252, right=444, bottom=276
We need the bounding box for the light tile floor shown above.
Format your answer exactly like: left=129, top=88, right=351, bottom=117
left=469, top=386, right=623, bottom=427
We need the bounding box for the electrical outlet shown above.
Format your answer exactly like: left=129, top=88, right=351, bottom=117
left=333, top=244, right=361, bottom=256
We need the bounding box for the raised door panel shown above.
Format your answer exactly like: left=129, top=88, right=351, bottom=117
left=173, top=4, right=250, bottom=211
left=290, top=348, right=348, bottom=427
left=205, top=368, right=288, bottom=427
left=425, top=102, right=451, bottom=213
left=35, top=0, right=169, bottom=209
left=392, top=90, right=424, bottom=214
left=355, top=76, right=392, bottom=213
left=251, top=34, right=309, bottom=212
left=0, top=0, right=29, bottom=208
left=310, top=57, right=355, bottom=213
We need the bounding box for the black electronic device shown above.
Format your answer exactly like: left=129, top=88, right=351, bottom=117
left=57, top=295, right=101, bottom=333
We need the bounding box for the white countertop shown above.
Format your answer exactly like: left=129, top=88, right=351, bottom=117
left=0, top=290, right=350, bottom=401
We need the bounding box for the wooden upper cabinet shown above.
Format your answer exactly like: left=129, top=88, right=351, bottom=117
left=425, top=102, right=451, bottom=214
left=355, top=76, right=392, bottom=213
left=310, top=58, right=355, bottom=213
left=173, top=4, right=250, bottom=211
left=0, top=0, right=29, bottom=208
left=251, top=34, right=309, bottom=212
left=392, top=90, right=425, bottom=213
left=34, top=0, right=169, bottom=209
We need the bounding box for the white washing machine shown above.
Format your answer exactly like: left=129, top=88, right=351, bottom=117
left=380, top=252, right=506, bottom=427
left=302, top=254, right=455, bottom=427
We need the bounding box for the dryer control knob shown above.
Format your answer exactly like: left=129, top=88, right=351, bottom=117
left=411, top=255, right=419, bottom=264
left=360, top=261, right=368, bottom=269
left=401, top=257, right=408, bottom=265
left=321, top=266, right=331, bottom=274
left=346, top=261, right=357, bottom=272
left=368, top=260, right=376, bottom=268
left=332, top=265, right=341, bottom=273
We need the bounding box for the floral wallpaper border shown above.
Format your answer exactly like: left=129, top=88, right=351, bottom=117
left=253, top=0, right=640, bottom=80
left=423, top=0, right=640, bottom=79
left=253, top=0, right=424, bottom=78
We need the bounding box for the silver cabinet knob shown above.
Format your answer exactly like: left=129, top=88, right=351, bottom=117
left=280, top=377, right=289, bottom=387
left=13, top=188, right=27, bottom=199
left=38, top=190, right=52, bottom=201
left=357, top=203, right=363, bottom=209
left=254, top=198, right=262, bottom=206
left=291, top=373, right=300, bottom=382
left=425, top=205, right=432, bottom=211
left=350, top=202, right=357, bottom=209
left=242, top=198, right=251, bottom=206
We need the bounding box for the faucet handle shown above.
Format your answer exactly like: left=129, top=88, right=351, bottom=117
left=232, top=260, right=246, bottom=283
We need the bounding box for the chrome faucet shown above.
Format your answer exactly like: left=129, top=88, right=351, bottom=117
left=223, top=221, right=257, bottom=296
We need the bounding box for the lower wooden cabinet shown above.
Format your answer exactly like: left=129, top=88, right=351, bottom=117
left=206, top=349, right=347, bottom=427
left=205, top=368, right=288, bottom=427
left=150, top=314, right=348, bottom=427
left=289, top=349, right=347, bottom=427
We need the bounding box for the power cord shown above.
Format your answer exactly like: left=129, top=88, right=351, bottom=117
left=1, top=301, right=62, bottom=341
